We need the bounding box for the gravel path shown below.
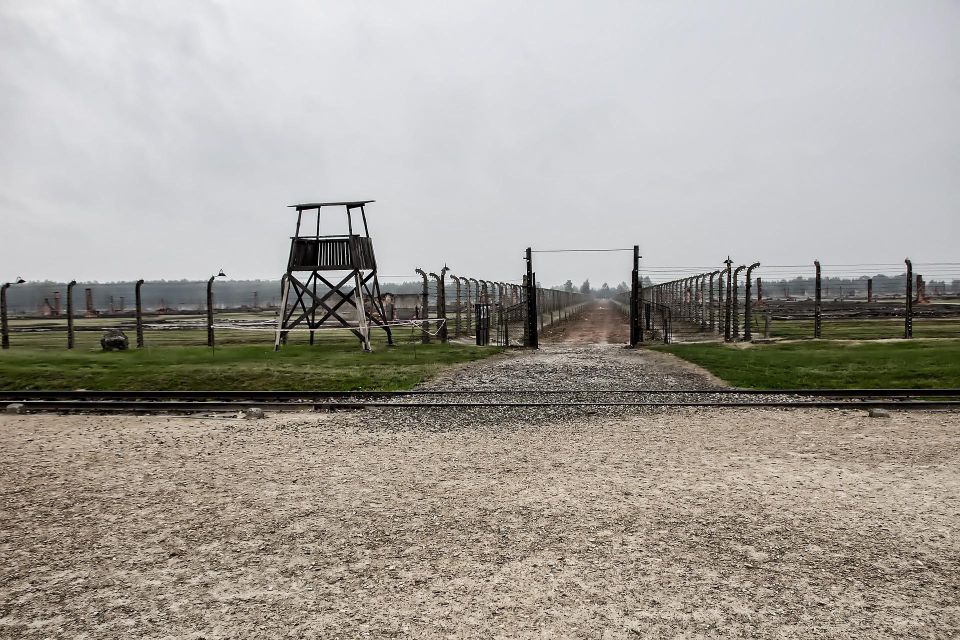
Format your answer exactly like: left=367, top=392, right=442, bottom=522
left=2, top=312, right=957, bottom=638
left=1, top=408, right=957, bottom=638
left=358, top=340, right=799, bottom=430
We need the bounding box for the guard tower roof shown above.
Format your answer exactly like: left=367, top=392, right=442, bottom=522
left=289, top=201, right=374, bottom=211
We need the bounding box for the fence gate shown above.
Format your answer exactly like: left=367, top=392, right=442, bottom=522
left=475, top=303, right=491, bottom=346
left=496, top=301, right=528, bottom=347
left=646, top=302, right=672, bottom=343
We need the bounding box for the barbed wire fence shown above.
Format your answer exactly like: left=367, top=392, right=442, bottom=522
left=0, top=268, right=592, bottom=351
left=613, top=259, right=960, bottom=344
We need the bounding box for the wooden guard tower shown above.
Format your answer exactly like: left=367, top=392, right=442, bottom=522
left=275, top=201, right=393, bottom=352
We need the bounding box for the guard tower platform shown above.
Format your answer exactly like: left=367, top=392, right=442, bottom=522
left=275, top=201, right=392, bottom=351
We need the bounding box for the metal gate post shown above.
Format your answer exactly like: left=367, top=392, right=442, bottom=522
left=135, top=279, right=145, bottom=348
left=814, top=260, right=822, bottom=338
left=630, top=245, right=640, bottom=345
left=723, top=257, right=733, bottom=341
left=904, top=258, right=913, bottom=338
left=526, top=247, right=539, bottom=349
left=66, top=280, right=77, bottom=349
left=743, top=262, right=760, bottom=342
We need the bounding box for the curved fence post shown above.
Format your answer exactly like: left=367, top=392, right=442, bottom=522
left=428, top=270, right=447, bottom=343
left=415, top=268, right=430, bottom=344
left=451, top=275, right=462, bottom=338
left=733, top=265, right=746, bottom=340
left=206, top=276, right=215, bottom=348
left=723, top=258, right=733, bottom=341
left=707, top=271, right=717, bottom=331
left=744, top=262, right=760, bottom=341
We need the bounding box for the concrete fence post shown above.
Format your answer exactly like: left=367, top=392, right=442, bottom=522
left=66, top=280, right=77, bottom=349
left=135, top=279, right=145, bottom=348
left=743, top=262, right=760, bottom=342
left=708, top=271, right=717, bottom=331
left=814, top=260, right=822, bottom=338
left=206, top=276, right=215, bottom=348
left=415, top=268, right=430, bottom=344
left=723, top=258, right=733, bottom=341
left=716, top=271, right=724, bottom=335
left=428, top=269, right=448, bottom=343
left=733, top=265, right=746, bottom=340
left=468, top=278, right=479, bottom=335
left=904, top=258, right=913, bottom=338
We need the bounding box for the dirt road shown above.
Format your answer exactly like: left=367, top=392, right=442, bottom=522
left=540, top=301, right=630, bottom=345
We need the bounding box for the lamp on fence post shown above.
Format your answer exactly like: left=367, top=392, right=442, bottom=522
left=1, top=277, right=25, bottom=350
left=904, top=258, right=913, bottom=338
left=135, top=279, right=145, bottom=348
left=743, top=262, right=760, bottom=342
left=207, top=270, right=226, bottom=349
left=814, top=260, right=822, bottom=339
left=66, top=280, right=77, bottom=349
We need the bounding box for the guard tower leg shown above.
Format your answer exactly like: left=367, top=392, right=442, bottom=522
left=275, top=276, right=290, bottom=351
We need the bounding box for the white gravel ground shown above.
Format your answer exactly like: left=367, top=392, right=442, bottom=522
left=1, top=342, right=957, bottom=638
left=1, top=407, right=958, bottom=638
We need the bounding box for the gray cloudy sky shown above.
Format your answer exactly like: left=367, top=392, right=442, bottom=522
left=1, top=1, right=958, bottom=285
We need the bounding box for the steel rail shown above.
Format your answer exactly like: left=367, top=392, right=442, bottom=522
left=4, top=400, right=960, bottom=413
left=1, top=389, right=958, bottom=400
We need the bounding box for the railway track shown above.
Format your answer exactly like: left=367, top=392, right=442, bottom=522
left=2, top=389, right=959, bottom=413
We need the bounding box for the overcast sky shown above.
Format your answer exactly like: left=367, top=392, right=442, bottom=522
left=1, top=1, right=958, bottom=285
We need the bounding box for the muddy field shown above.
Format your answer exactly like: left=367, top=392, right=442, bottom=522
left=1, top=407, right=958, bottom=638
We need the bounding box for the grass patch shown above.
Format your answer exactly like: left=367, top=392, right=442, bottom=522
left=770, top=318, right=960, bottom=340
left=652, top=339, right=960, bottom=389
left=0, top=336, right=498, bottom=391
